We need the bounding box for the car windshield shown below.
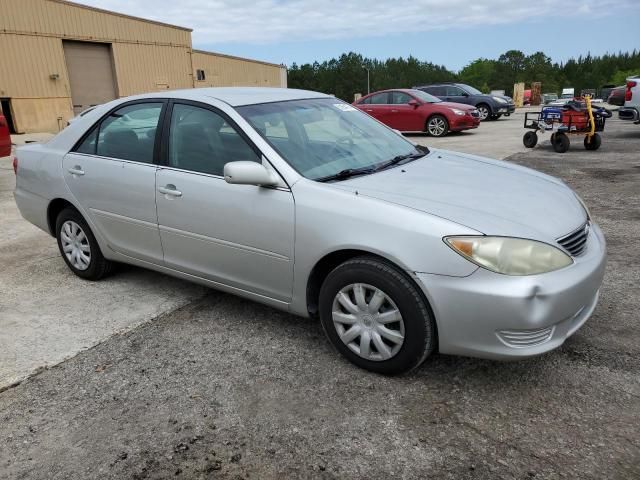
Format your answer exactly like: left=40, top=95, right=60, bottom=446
left=237, top=98, right=428, bottom=181
left=462, top=85, right=483, bottom=95
left=410, top=90, right=442, bottom=103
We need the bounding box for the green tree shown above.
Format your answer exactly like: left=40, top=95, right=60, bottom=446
left=458, top=58, right=496, bottom=89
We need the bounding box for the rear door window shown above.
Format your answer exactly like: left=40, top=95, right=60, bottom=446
left=369, top=93, right=389, bottom=104
left=425, top=86, right=444, bottom=96
left=390, top=92, right=412, bottom=104
left=73, top=103, right=163, bottom=162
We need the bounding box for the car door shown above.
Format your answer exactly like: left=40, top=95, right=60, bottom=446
left=445, top=85, right=472, bottom=106
left=62, top=101, right=165, bottom=263
left=360, top=92, right=390, bottom=123
left=386, top=91, right=423, bottom=131
left=155, top=101, right=295, bottom=302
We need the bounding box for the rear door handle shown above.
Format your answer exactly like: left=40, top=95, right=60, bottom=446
left=68, top=166, right=85, bottom=176
left=391, top=109, right=398, bottom=113
left=158, top=184, right=182, bottom=197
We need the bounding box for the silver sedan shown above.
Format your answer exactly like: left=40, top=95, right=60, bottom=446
left=14, top=88, right=606, bottom=374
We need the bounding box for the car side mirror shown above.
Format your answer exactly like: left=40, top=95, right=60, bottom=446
left=461, top=92, right=469, bottom=97
left=408, top=99, right=419, bottom=108
left=224, top=161, right=279, bottom=187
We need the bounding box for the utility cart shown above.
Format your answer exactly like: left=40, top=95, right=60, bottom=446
left=522, top=96, right=611, bottom=153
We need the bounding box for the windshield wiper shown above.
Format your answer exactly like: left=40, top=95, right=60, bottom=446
left=374, top=149, right=428, bottom=172
left=315, top=167, right=376, bottom=183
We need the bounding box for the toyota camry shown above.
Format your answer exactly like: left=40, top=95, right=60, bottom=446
left=14, top=88, right=606, bottom=374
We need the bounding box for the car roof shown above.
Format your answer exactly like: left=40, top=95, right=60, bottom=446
left=363, top=88, right=420, bottom=96
left=121, top=87, right=332, bottom=107
left=415, top=82, right=463, bottom=87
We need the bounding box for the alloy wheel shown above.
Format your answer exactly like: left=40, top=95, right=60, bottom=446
left=331, top=283, right=405, bottom=361
left=60, top=220, right=91, bottom=271
left=427, top=117, right=447, bottom=136
left=477, top=105, right=489, bottom=120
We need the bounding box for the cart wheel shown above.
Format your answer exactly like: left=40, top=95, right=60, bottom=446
left=523, top=131, right=538, bottom=148
left=553, top=133, right=570, bottom=153
left=584, top=133, right=601, bottom=151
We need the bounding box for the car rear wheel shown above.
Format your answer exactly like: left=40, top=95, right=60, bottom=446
left=476, top=104, right=491, bottom=121
left=552, top=132, right=570, bottom=153
left=489, top=114, right=502, bottom=120
left=426, top=115, right=449, bottom=137
left=55, top=207, right=113, bottom=280
left=319, top=256, right=436, bottom=375
left=584, top=133, right=601, bottom=151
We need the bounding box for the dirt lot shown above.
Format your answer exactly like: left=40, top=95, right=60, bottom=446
left=1, top=117, right=639, bottom=479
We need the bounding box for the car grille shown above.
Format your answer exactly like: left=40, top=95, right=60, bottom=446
left=557, top=222, right=590, bottom=256
left=497, top=326, right=554, bottom=348
left=470, top=110, right=480, bottom=118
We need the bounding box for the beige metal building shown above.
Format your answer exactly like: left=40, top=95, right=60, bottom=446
left=0, top=0, right=287, bottom=133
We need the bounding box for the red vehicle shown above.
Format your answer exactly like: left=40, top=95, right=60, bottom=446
left=353, top=89, right=480, bottom=137
left=0, top=114, right=11, bottom=157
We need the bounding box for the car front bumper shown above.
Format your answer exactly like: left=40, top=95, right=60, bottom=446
left=416, top=223, right=606, bottom=360
left=495, top=104, right=516, bottom=115
left=450, top=116, right=481, bottom=131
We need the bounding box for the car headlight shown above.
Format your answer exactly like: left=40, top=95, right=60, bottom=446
left=451, top=108, right=466, bottom=116
left=493, top=97, right=507, bottom=104
left=574, top=193, right=591, bottom=220
left=444, top=236, right=573, bottom=275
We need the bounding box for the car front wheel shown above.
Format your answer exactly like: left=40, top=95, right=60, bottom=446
left=319, top=256, right=436, bottom=375
left=476, top=104, right=491, bottom=121
left=426, top=115, right=449, bottom=137
left=55, top=207, right=113, bottom=280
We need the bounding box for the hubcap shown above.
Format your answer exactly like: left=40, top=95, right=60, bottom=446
left=332, top=283, right=405, bottom=361
left=428, top=117, right=446, bottom=136
left=478, top=106, right=489, bottom=120
left=60, top=220, right=91, bottom=271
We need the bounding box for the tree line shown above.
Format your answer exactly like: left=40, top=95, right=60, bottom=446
left=287, top=50, right=640, bottom=101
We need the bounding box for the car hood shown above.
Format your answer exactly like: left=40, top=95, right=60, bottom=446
left=333, top=149, right=587, bottom=241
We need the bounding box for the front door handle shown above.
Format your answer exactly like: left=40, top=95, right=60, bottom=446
left=391, top=109, right=399, bottom=113
left=68, top=166, right=85, bottom=176
left=158, top=184, right=182, bottom=197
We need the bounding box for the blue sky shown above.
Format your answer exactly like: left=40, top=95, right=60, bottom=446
left=79, top=0, right=640, bottom=71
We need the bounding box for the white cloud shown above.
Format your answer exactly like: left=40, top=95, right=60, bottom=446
left=76, top=0, right=635, bottom=45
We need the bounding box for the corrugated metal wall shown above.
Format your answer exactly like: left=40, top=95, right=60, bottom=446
left=0, top=0, right=288, bottom=133
left=0, top=34, right=70, bottom=99
left=113, top=43, right=194, bottom=96
left=1, top=0, right=192, bottom=47
left=193, top=51, right=285, bottom=88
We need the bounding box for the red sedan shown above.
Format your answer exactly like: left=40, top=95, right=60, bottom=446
left=353, top=89, right=480, bottom=136
left=0, top=114, right=11, bottom=157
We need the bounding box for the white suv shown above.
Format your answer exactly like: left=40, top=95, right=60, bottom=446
left=619, top=76, right=640, bottom=124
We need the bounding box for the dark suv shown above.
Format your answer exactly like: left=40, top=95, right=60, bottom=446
left=413, top=83, right=515, bottom=121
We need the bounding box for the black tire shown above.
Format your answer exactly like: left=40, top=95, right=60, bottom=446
left=55, top=207, right=113, bottom=280
left=552, top=132, right=570, bottom=153
left=584, top=133, right=601, bottom=151
left=523, top=131, right=538, bottom=148
left=476, top=103, right=491, bottom=121
left=319, top=256, right=436, bottom=375
left=489, top=114, right=502, bottom=120
left=425, top=115, right=449, bottom=137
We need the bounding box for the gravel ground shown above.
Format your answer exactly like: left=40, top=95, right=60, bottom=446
left=1, top=122, right=639, bottom=479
